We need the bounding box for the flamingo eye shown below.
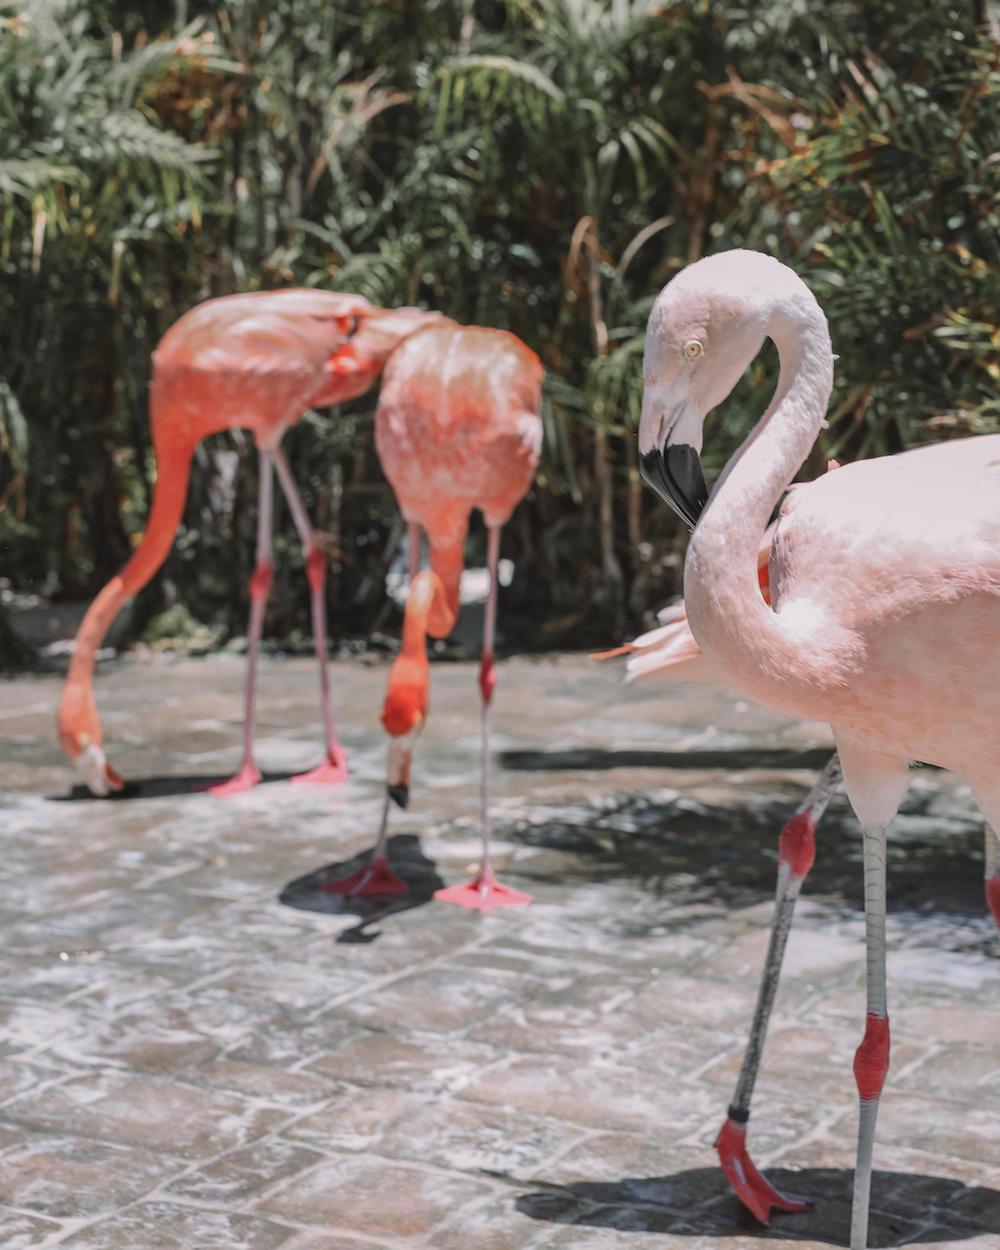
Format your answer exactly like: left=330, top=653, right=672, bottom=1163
left=684, top=340, right=703, bottom=359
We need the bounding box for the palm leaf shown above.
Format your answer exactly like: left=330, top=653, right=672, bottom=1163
left=443, top=55, right=566, bottom=105
left=100, top=112, right=216, bottom=176
left=0, top=157, right=81, bottom=199
left=0, top=377, right=27, bottom=476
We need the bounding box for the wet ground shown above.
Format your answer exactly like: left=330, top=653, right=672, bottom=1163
left=0, top=651, right=999, bottom=1248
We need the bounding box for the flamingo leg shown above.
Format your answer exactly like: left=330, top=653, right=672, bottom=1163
left=984, top=824, right=1000, bottom=932
left=435, top=525, right=532, bottom=910
left=324, top=521, right=428, bottom=898
left=271, top=446, right=348, bottom=787
left=210, top=448, right=274, bottom=797
left=850, top=818, right=890, bottom=1250
left=323, top=788, right=407, bottom=895
left=716, top=752, right=842, bottom=1222
left=408, top=520, right=422, bottom=583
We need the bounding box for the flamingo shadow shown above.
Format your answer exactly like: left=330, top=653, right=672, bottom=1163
left=516, top=1168, right=1000, bottom=1245
left=501, top=746, right=837, bottom=772
left=279, top=833, right=444, bottom=943
left=52, top=772, right=298, bottom=801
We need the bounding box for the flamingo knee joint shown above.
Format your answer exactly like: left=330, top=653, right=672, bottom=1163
left=854, top=1013, right=890, bottom=1103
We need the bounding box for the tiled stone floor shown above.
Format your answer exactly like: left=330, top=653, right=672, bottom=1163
left=1, top=651, right=999, bottom=1248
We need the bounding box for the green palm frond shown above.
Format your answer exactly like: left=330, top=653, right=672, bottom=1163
left=0, top=378, right=27, bottom=478
left=100, top=112, right=216, bottom=175
left=442, top=55, right=566, bottom=104
left=0, top=158, right=81, bottom=199
left=109, top=19, right=243, bottom=103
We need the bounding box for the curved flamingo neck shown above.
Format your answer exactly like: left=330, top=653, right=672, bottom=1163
left=425, top=536, right=463, bottom=634
left=683, top=300, right=834, bottom=711
left=400, top=572, right=452, bottom=657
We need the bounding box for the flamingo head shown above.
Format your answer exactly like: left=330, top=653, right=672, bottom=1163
left=385, top=724, right=424, bottom=810
left=638, top=250, right=812, bottom=527
left=313, top=307, right=449, bottom=407
left=377, top=570, right=445, bottom=808
left=380, top=674, right=428, bottom=810
left=57, top=680, right=124, bottom=797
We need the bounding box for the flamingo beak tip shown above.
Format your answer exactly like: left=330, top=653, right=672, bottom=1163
left=75, top=742, right=118, bottom=797
left=640, top=443, right=708, bottom=528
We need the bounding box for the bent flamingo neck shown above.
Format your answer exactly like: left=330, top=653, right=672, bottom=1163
left=401, top=571, right=453, bottom=656
left=683, top=300, right=834, bottom=712
left=423, top=535, right=462, bottom=637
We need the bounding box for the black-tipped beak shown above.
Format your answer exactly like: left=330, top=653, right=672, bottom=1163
left=640, top=444, right=709, bottom=529
left=388, top=782, right=409, bottom=809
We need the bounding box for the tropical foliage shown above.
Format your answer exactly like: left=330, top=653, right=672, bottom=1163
left=1, top=0, right=998, bottom=660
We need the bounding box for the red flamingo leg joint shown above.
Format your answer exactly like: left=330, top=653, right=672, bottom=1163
left=984, top=826, right=1000, bottom=932
left=854, top=1013, right=890, bottom=1103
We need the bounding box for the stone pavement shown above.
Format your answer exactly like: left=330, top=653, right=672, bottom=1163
left=0, top=651, right=999, bottom=1248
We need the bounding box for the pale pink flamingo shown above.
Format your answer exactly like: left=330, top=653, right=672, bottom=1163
left=638, top=247, right=1000, bottom=1248
left=364, top=321, right=544, bottom=908
left=57, top=293, right=442, bottom=797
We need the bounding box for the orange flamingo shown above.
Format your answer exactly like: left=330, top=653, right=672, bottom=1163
left=57, top=291, right=442, bottom=797
left=338, top=322, right=543, bottom=908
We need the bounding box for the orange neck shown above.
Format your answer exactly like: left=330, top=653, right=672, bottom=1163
left=60, top=427, right=195, bottom=754
left=381, top=571, right=453, bottom=737
left=424, top=535, right=463, bottom=635
left=400, top=578, right=436, bottom=658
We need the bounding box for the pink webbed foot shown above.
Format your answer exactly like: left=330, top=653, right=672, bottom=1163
left=322, top=855, right=408, bottom=897
left=434, top=866, right=533, bottom=910
left=716, top=1118, right=806, bottom=1224
left=291, top=745, right=349, bottom=787
left=208, top=761, right=262, bottom=797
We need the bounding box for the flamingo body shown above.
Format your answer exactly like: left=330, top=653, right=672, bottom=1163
left=376, top=324, right=543, bottom=617
left=640, top=251, right=1000, bottom=779
left=151, top=291, right=371, bottom=449
left=760, top=442, right=1000, bottom=771
left=151, top=293, right=442, bottom=446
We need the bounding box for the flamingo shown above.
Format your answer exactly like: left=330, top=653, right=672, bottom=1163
left=637, top=247, right=1000, bottom=1248
left=57, top=292, right=442, bottom=797
left=363, top=321, right=544, bottom=908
